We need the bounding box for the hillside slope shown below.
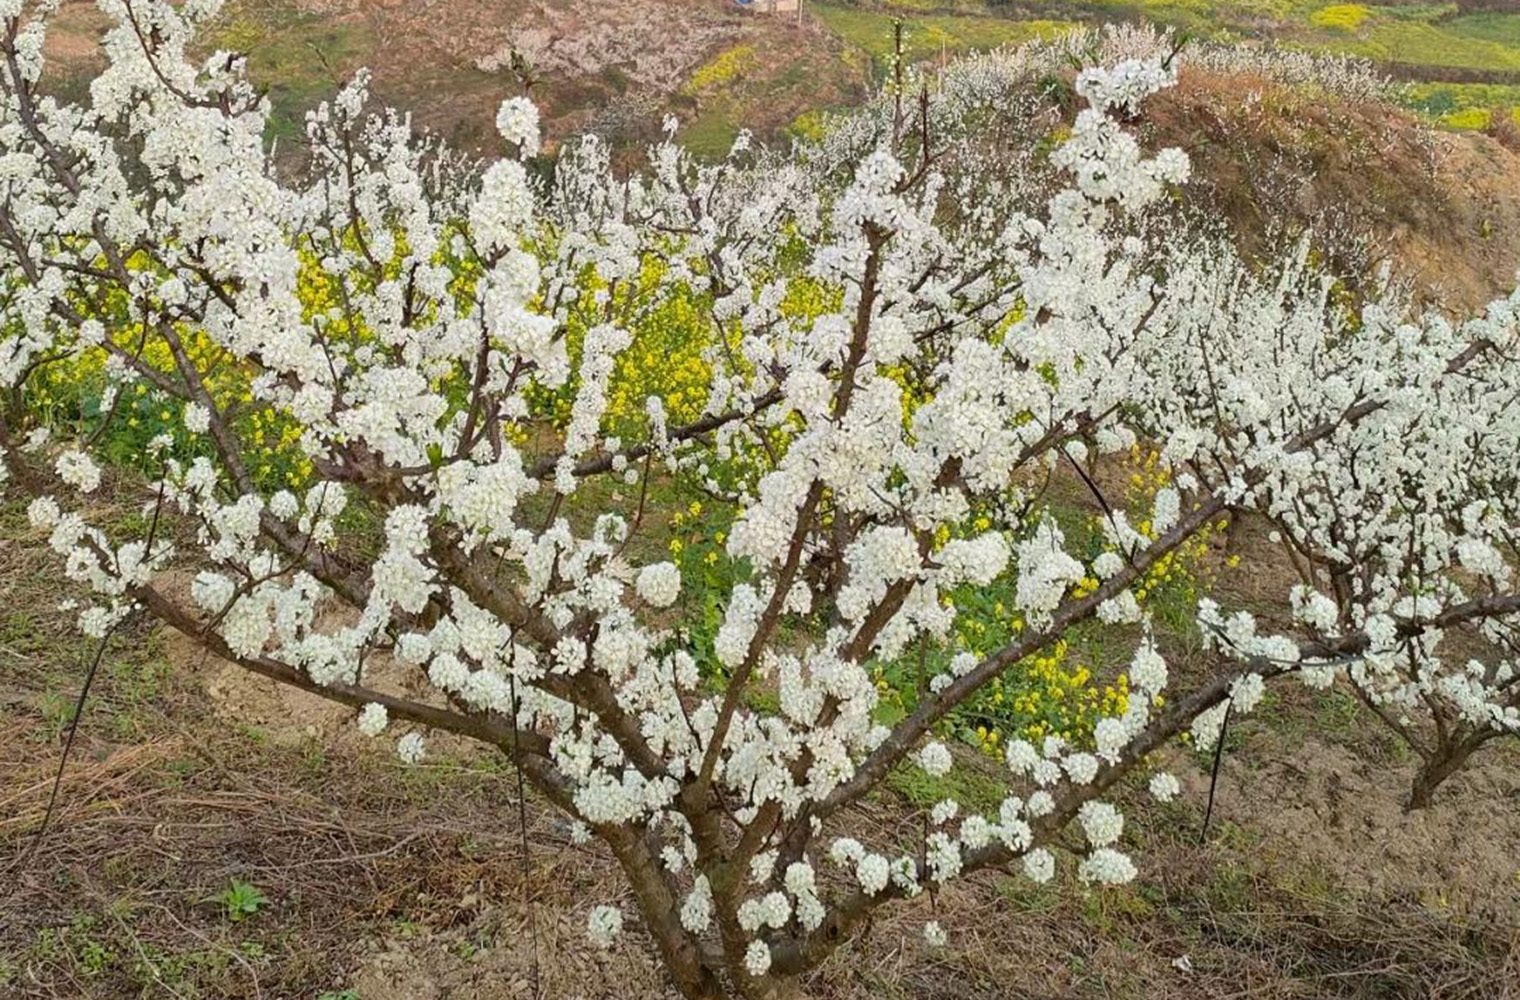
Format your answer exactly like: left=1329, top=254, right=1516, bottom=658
left=42, top=0, right=867, bottom=156
left=37, top=0, right=1520, bottom=307
left=1149, top=66, right=1520, bottom=310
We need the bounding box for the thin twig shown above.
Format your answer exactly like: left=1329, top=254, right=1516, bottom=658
left=1199, top=699, right=1234, bottom=844
left=509, top=674, right=543, bottom=1000
left=8, top=620, right=122, bottom=871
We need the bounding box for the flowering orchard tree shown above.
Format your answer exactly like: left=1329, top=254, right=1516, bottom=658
left=2, top=3, right=1519, bottom=997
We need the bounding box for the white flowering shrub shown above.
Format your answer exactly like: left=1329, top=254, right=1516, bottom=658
left=1, top=3, right=1517, bottom=998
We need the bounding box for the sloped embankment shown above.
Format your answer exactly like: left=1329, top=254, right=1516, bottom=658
left=1147, top=66, right=1520, bottom=310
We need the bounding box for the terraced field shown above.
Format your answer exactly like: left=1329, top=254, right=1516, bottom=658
left=819, top=1, right=1520, bottom=129
left=36, top=0, right=1520, bottom=157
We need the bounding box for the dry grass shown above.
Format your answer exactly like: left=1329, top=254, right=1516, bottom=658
left=1144, top=65, right=1520, bottom=313
left=2, top=483, right=1516, bottom=1000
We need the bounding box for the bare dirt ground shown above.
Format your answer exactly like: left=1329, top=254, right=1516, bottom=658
left=1151, top=66, right=1520, bottom=313
left=2, top=490, right=1518, bottom=1000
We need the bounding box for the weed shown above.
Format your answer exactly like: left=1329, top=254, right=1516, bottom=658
left=885, top=759, right=1007, bottom=813
left=998, top=875, right=1061, bottom=915
left=204, top=880, right=270, bottom=923
left=38, top=685, right=77, bottom=740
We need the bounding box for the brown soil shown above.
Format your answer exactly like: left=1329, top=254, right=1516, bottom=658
left=1176, top=733, right=1520, bottom=909
left=3, top=602, right=1512, bottom=999
left=1150, top=66, right=1520, bottom=312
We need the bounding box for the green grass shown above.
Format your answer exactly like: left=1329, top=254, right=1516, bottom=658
left=813, top=4, right=1078, bottom=76
left=1332, top=19, right=1520, bottom=72
left=680, top=106, right=742, bottom=159
left=1446, top=12, right=1520, bottom=47
left=1403, top=81, right=1520, bottom=128
left=206, top=1, right=377, bottom=142
left=884, top=758, right=1008, bottom=813
left=1285, top=1, right=1520, bottom=74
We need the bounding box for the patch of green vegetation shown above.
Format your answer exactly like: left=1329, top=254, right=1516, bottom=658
left=1446, top=12, right=1520, bottom=47
left=105, top=649, right=171, bottom=739
left=38, top=684, right=78, bottom=741
left=997, top=874, right=1061, bottom=914
left=813, top=4, right=1077, bottom=78
left=884, top=758, right=1007, bottom=812
left=1202, top=853, right=1257, bottom=911
left=681, top=108, right=741, bottom=158
left=743, top=685, right=782, bottom=716
left=299, top=739, right=329, bottom=778
left=203, top=880, right=270, bottom=924
left=1079, top=881, right=1159, bottom=936
left=205, top=2, right=376, bottom=143
left=12, top=904, right=275, bottom=998
left=1313, top=15, right=1520, bottom=73
left=1404, top=81, right=1520, bottom=129
left=232, top=720, right=269, bottom=745
left=14, top=622, right=169, bottom=742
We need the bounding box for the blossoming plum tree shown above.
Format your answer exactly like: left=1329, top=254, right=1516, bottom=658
left=1, top=3, right=1517, bottom=998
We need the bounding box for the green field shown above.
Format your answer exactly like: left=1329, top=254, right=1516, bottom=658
left=208, top=1, right=377, bottom=142
left=1405, top=80, right=1520, bottom=128
left=815, top=1, right=1520, bottom=129
left=812, top=3, right=1078, bottom=73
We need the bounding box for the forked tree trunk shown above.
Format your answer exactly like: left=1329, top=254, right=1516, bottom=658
left=1405, top=740, right=1477, bottom=812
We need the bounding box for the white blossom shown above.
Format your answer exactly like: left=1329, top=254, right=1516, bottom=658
left=636, top=562, right=682, bottom=608
left=1149, top=772, right=1180, bottom=802
left=917, top=741, right=952, bottom=778
left=1, top=12, right=1515, bottom=989
left=587, top=905, right=623, bottom=948
left=744, top=940, right=772, bottom=977
left=396, top=732, right=427, bottom=765
left=357, top=703, right=389, bottom=737
left=1023, top=848, right=1055, bottom=884
left=495, top=97, right=541, bottom=156
left=55, top=451, right=101, bottom=493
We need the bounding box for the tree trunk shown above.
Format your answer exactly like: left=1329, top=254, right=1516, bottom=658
left=1405, top=741, right=1475, bottom=811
